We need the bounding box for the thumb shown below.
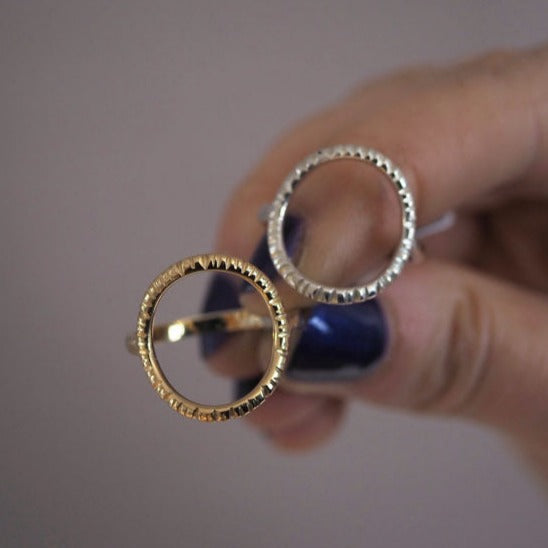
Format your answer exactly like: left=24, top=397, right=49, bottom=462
left=281, top=259, right=548, bottom=443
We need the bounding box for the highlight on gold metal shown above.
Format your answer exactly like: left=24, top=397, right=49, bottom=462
left=135, top=254, right=289, bottom=422
left=267, top=145, right=417, bottom=304
left=126, top=309, right=272, bottom=355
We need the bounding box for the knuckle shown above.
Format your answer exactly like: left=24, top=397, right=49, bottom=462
left=474, top=49, right=516, bottom=77
left=457, top=48, right=540, bottom=91
left=346, top=64, right=437, bottom=99
left=447, top=50, right=516, bottom=98
left=416, top=282, right=493, bottom=415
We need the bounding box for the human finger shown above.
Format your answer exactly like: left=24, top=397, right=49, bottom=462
left=238, top=385, right=345, bottom=452
left=343, top=261, right=547, bottom=443
left=237, top=46, right=548, bottom=316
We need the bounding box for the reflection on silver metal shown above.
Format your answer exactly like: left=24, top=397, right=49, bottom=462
left=267, top=145, right=416, bottom=304
left=416, top=211, right=456, bottom=239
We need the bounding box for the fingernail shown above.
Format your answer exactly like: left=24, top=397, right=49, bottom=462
left=233, top=373, right=263, bottom=400
left=241, top=214, right=304, bottom=292
left=199, top=273, right=240, bottom=359
left=286, top=300, right=388, bottom=382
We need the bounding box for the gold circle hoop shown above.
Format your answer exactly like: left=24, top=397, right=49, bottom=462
left=136, top=254, right=289, bottom=421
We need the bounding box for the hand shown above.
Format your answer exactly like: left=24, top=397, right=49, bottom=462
left=200, top=46, right=548, bottom=478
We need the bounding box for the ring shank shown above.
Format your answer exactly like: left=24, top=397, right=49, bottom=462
left=126, top=309, right=272, bottom=355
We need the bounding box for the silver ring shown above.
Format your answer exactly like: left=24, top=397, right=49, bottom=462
left=267, top=145, right=416, bottom=304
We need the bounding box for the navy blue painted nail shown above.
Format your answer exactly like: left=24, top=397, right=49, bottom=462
left=286, top=300, right=388, bottom=382
left=241, top=214, right=304, bottom=292
left=199, top=273, right=240, bottom=359
left=233, top=373, right=264, bottom=400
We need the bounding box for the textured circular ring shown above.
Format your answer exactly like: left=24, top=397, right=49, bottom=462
left=267, top=145, right=416, bottom=304
left=136, top=254, right=289, bottom=421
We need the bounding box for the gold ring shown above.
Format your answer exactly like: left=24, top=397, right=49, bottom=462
left=134, top=254, right=289, bottom=422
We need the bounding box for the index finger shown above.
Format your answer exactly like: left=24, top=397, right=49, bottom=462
left=215, top=46, right=548, bottom=267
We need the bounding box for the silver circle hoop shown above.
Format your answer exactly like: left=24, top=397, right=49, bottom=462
left=266, top=145, right=416, bottom=305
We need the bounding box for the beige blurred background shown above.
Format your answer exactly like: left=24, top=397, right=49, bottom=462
left=2, top=1, right=547, bottom=547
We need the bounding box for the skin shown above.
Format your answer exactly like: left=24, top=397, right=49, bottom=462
left=208, top=46, right=548, bottom=480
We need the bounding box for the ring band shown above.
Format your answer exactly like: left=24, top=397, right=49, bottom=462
left=267, top=145, right=416, bottom=304
left=126, top=308, right=272, bottom=355
left=134, top=254, right=289, bottom=421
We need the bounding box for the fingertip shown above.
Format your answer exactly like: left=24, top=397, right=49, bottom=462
left=268, top=399, right=346, bottom=453
left=243, top=390, right=332, bottom=432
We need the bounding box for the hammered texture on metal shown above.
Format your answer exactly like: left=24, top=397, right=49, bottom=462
left=136, top=254, right=289, bottom=421
left=267, top=145, right=416, bottom=304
